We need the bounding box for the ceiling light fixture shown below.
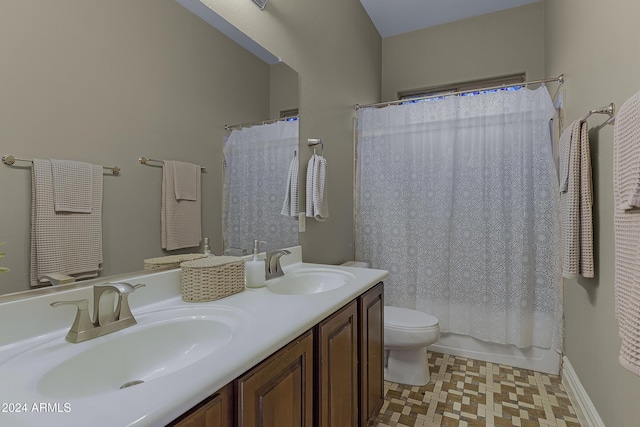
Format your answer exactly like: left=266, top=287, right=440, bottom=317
left=252, top=0, right=267, bottom=10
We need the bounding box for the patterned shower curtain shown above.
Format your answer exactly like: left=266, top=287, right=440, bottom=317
left=355, top=86, right=562, bottom=351
left=223, top=119, right=299, bottom=253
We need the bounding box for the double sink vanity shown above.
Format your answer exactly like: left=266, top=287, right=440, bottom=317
left=0, top=246, right=388, bottom=426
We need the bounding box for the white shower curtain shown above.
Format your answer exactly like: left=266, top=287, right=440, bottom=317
left=356, top=86, right=562, bottom=351
left=223, top=119, right=299, bottom=252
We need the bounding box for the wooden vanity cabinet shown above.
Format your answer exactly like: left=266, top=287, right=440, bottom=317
left=315, top=300, right=359, bottom=427
left=358, top=282, right=384, bottom=427
left=235, top=330, right=314, bottom=427
left=169, top=382, right=234, bottom=427
left=169, top=282, right=384, bottom=427
left=315, top=282, right=384, bottom=427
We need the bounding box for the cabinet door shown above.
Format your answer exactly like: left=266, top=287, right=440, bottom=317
left=236, top=330, right=314, bottom=427
left=170, top=382, right=234, bottom=427
left=316, top=299, right=358, bottom=427
left=358, top=282, right=384, bottom=427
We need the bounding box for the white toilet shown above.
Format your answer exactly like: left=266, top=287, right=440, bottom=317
left=340, top=261, right=440, bottom=386
left=384, top=306, right=440, bottom=386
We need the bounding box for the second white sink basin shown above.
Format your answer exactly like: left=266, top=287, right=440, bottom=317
left=36, top=306, right=248, bottom=399
left=266, top=268, right=355, bottom=295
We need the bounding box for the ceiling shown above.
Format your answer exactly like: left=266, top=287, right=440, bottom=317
left=181, top=0, right=542, bottom=64
left=360, top=0, right=540, bottom=37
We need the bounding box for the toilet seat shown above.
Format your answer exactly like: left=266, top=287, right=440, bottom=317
left=384, top=306, right=439, bottom=331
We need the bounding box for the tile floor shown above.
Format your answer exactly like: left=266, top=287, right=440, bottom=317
left=375, top=352, right=581, bottom=427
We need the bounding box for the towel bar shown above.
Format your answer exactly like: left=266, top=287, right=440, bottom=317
left=138, top=157, right=206, bottom=171
left=581, top=102, right=615, bottom=123
left=2, top=155, right=121, bottom=175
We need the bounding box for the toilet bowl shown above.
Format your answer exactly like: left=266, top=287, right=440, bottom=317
left=339, top=261, right=440, bottom=386
left=384, top=306, right=440, bottom=386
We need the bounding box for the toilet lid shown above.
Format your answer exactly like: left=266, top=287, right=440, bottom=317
left=384, top=306, right=439, bottom=328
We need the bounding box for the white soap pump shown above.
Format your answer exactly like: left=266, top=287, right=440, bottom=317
left=203, top=237, right=212, bottom=256
left=245, top=240, right=266, bottom=288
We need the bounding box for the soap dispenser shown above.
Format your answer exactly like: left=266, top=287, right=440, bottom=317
left=245, top=240, right=266, bottom=288
left=203, top=237, right=212, bottom=256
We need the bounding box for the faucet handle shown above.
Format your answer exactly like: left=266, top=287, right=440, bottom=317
left=114, top=283, right=145, bottom=322
left=50, top=299, right=89, bottom=310
left=50, top=299, right=94, bottom=343
left=97, top=282, right=136, bottom=294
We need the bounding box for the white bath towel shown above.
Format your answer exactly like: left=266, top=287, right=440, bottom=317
left=172, top=161, right=199, bottom=201
left=50, top=159, right=93, bottom=213
left=281, top=155, right=299, bottom=217
left=305, top=154, right=329, bottom=221
left=30, top=159, right=103, bottom=287
left=161, top=160, right=201, bottom=250
left=613, top=89, right=640, bottom=376
left=558, top=120, right=594, bottom=279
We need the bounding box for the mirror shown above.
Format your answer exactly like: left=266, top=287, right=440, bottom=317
left=0, top=0, right=298, bottom=296
left=223, top=114, right=299, bottom=255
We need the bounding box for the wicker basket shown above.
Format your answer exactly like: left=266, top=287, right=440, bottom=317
left=144, top=254, right=208, bottom=271
left=180, top=256, right=245, bottom=302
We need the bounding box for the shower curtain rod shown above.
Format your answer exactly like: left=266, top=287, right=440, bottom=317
left=224, top=115, right=298, bottom=131
left=355, top=74, right=565, bottom=110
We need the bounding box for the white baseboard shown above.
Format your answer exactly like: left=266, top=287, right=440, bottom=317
left=562, top=356, right=605, bottom=427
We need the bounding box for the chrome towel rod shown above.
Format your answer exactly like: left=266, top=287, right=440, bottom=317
left=138, top=157, right=206, bottom=171
left=2, top=155, right=121, bottom=175
left=581, top=102, right=615, bottom=123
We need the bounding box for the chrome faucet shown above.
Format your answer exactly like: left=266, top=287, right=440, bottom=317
left=265, top=249, right=291, bottom=280
left=51, top=282, right=145, bottom=343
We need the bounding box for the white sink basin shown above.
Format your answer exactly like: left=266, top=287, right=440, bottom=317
left=266, top=268, right=355, bottom=295
left=36, top=306, right=248, bottom=399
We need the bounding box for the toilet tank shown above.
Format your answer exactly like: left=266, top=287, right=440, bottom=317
left=341, top=261, right=369, bottom=268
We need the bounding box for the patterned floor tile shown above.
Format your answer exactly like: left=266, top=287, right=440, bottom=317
left=375, top=352, right=581, bottom=427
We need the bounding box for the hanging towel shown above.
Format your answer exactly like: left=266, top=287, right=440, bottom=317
left=613, top=90, right=640, bottom=376
left=558, top=120, right=594, bottom=279
left=281, top=155, right=299, bottom=217
left=173, top=161, right=199, bottom=201
left=30, top=159, right=103, bottom=287
left=50, top=159, right=93, bottom=213
left=161, top=160, right=201, bottom=250
left=305, top=154, right=329, bottom=221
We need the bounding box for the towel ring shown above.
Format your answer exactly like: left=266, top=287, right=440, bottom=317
left=308, top=138, right=324, bottom=156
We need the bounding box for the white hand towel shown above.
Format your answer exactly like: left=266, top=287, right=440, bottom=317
left=614, top=99, right=640, bottom=210
left=173, top=160, right=199, bottom=201
left=305, top=154, right=329, bottom=221
left=162, top=161, right=201, bottom=250
left=613, top=89, right=640, bottom=376
left=31, top=159, right=103, bottom=287
left=50, top=159, right=93, bottom=213
left=312, top=155, right=329, bottom=221
left=305, top=154, right=316, bottom=218
left=281, top=155, right=299, bottom=217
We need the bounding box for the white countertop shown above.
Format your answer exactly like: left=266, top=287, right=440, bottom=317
left=0, top=247, right=388, bottom=426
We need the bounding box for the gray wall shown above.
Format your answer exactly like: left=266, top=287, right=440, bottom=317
left=545, top=0, right=640, bottom=425
left=0, top=0, right=271, bottom=294
left=269, top=62, right=299, bottom=118
left=382, top=2, right=545, bottom=101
